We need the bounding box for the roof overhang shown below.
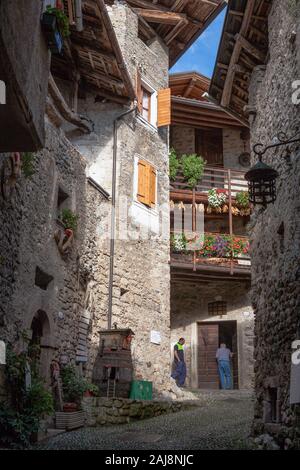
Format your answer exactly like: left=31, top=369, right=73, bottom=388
left=51, top=0, right=135, bottom=104
left=112, top=0, right=227, bottom=67
left=209, top=0, right=272, bottom=120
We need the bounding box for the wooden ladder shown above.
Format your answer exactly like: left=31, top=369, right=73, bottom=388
left=107, top=378, right=116, bottom=398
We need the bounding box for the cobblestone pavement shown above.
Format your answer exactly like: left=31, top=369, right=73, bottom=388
left=36, top=390, right=254, bottom=450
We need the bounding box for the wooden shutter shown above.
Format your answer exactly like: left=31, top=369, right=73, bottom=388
left=157, top=88, right=171, bottom=127
left=136, top=69, right=143, bottom=114
left=149, top=165, right=156, bottom=206
left=137, top=160, right=157, bottom=207
left=137, top=160, right=149, bottom=205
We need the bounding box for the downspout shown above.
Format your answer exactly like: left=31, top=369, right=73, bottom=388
left=75, top=0, right=83, bottom=32
left=107, top=103, right=137, bottom=329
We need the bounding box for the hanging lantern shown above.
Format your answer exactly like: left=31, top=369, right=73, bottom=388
left=245, top=160, right=279, bottom=205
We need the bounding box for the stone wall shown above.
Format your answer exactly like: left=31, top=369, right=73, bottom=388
left=71, top=3, right=172, bottom=397
left=171, top=281, right=254, bottom=390
left=0, top=119, right=91, bottom=380
left=248, top=0, right=300, bottom=449
left=82, top=396, right=195, bottom=426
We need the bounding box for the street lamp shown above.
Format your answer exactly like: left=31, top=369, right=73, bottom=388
left=245, top=131, right=300, bottom=206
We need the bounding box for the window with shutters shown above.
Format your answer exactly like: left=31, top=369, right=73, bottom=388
left=136, top=69, right=171, bottom=128
left=137, top=159, right=157, bottom=209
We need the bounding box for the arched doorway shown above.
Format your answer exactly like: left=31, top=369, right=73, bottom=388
left=29, top=310, right=52, bottom=384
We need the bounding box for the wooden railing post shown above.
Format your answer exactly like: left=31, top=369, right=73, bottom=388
left=228, top=169, right=234, bottom=275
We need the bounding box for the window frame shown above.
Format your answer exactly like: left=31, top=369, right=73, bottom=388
left=133, top=156, right=158, bottom=212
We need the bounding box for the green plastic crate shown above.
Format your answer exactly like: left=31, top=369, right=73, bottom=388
left=130, top=380, right=153, bottom=400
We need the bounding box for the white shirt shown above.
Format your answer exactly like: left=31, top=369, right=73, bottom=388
left=216, top=347, right=232, bottom=361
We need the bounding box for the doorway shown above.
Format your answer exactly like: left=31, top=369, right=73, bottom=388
left=197, top=321, right=238, bottom=389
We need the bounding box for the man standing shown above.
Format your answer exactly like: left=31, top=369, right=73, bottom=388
left=216, top=343, right=233, bottom=390
left=171, top=338, right=186, bottom=387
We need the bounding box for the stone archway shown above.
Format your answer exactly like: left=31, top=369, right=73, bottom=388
left=29, top=310, right=53, bottom=385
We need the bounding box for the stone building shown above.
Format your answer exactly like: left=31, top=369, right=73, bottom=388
left=0, top=0, right=229, bottom=400
left=210, top=0, right=300, bottom=449
left=169, top=72, right=254, bottom=389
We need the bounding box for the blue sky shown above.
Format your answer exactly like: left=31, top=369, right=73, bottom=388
left=170, top=7, right=226, bottom=78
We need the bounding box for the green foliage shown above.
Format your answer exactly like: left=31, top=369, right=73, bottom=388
left=181, top=154, right=206, bottom=189
left=170, top=233, right=187, bottom=252
left=0, top=342, right=54, bottom=448
left=235, top=191, right=249, bottom=208
left=169, top=148, right=180, bottom=181
left=46, top=6, right=70, bottom=37
left=21, top=152, right=35, bottom=178
left=208, top=189, right=227, bottom=208
left=60, top=208, right=79, bottom=231
left=60, top=365, right=98, bottom=403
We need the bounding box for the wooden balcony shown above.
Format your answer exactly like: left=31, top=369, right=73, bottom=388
left=170, top=166, right=251, bottom=281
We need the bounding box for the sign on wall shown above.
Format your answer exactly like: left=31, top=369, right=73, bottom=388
left=0, top=340, right=6, bottom=365
left=0, top=81, right=6, bottom=104
left=150, top=331, right=161, bottom=345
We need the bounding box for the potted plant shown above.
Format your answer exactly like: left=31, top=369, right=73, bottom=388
left=171, top=233, right=188, bottom=252
left=207, top=188, right=228, bottom=213
left=41, top=5, right=70, bottom=54
left=235, top=191, right=251, bottom=216
left=83, top=384, right=99, bottom=397
left=181, top=154, right=206, bottom=189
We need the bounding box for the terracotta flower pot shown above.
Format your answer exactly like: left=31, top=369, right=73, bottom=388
left=63, top=402, right=78, bottom=412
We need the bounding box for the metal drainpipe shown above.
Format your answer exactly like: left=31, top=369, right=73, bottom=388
left=75, top=0, right=83, bottom=32
left=107, top=104, right=137, bottom=329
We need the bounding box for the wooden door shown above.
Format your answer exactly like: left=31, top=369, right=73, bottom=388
left=198, top=324, right=220, bottom=389
left=195, top=129, right=224, bottom=167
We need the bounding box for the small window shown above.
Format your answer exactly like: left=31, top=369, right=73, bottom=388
left=137, top=159, right=156, bottom=208
left=142, top=87, right=152, bottom=122
left=208, top=301, right=227, bottom=317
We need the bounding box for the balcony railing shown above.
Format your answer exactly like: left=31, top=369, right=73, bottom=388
left=170, top=231, right=251, bottom=274
left=170, top=166, right=248, bottom=198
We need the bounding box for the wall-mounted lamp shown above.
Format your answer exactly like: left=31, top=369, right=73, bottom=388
left=245, top=131, right=300, bottom=205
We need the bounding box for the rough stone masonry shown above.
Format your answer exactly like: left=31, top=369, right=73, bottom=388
left=248, top=0, right=300, bottom=449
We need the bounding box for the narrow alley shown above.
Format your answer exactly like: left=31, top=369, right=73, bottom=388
left=36, top=391, right=253, bottom=450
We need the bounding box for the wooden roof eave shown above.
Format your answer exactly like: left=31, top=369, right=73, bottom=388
left=209, top=0, right=271, bottom=121
left=96, top=0, right=136, bottom=101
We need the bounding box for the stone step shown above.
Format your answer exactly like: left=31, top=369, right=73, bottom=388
left=46, top=428, right=66, bottom=438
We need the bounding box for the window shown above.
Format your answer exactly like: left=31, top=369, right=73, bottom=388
left=136, top=69, right=171, bottom=128
left=208, top=301, right=227, bottom=317
left=137, top=159, right=156, bottom=208
left=142, top=87, right=151, bottom=122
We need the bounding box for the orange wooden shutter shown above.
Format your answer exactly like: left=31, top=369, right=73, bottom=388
left=136, top=69, right=143, bottom=114
left=137, top=160, right=149, bottom=205
left=157, top=88, right=171, bottom=127
left=149, top=165, right=156, bottom=206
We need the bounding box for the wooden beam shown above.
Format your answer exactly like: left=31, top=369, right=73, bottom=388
left=133, top=8, right=187, bottom=24
left=221, top=0, right=256, bottom=107
left=235, top=33, right=266, bottom=62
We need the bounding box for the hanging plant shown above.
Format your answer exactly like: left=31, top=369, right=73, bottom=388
left=45, top=6, right=70, bottom=38
left=59, top=208, right=79, bottom=232
left=21, top=153, right=35, bottom=178
left=181, top=154, right=206, bottom=189
left=208, top=188, right=227, bottom=210
left=169, top=148, right=180, bottom=181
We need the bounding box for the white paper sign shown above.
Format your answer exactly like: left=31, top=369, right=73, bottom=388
left=0, top=341, right=6, bottom=365
left=150, top=331, right=161, bottom=345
